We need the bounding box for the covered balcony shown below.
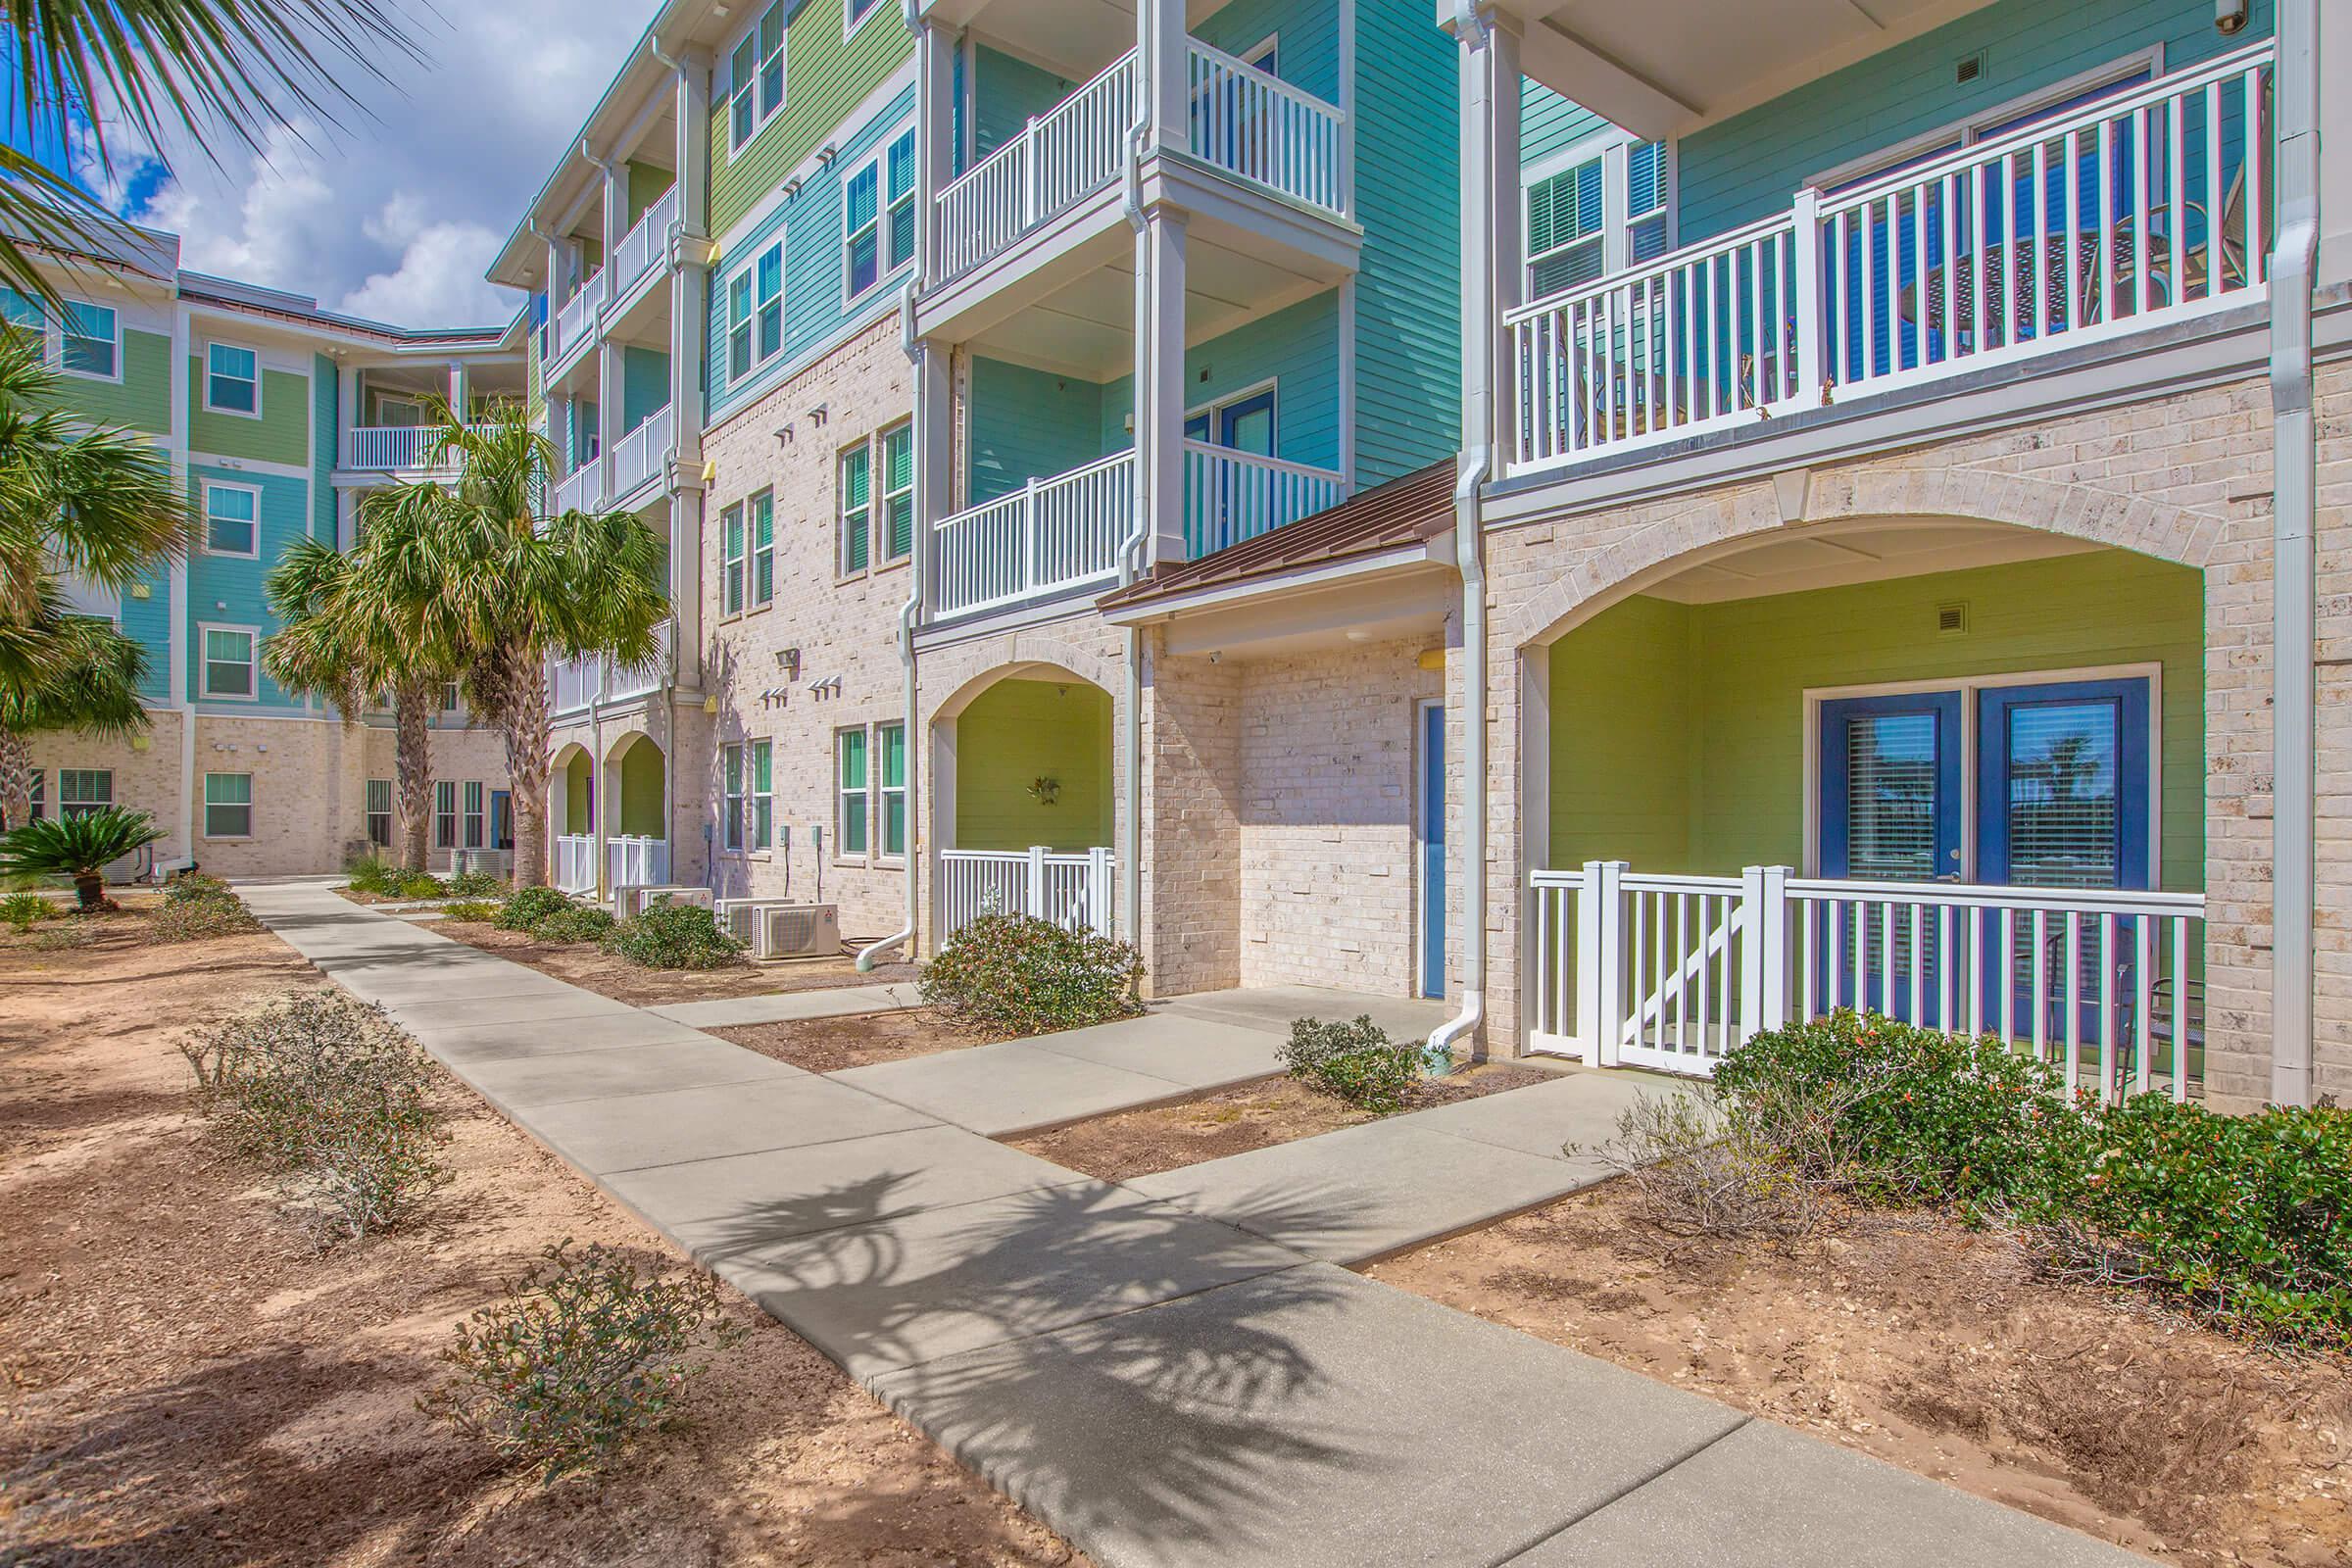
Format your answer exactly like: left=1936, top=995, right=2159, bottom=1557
left=335, top=362, right=526, bottom=479
left=550, top=618, right=675, bottom=718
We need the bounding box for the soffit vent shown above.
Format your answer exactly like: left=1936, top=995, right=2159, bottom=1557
left=1936, top=601, right=1970, bottom=635
left=1955, top=52, right=1985, bottom=86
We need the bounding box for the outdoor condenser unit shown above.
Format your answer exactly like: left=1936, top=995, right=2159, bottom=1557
left=754, top=903, right=841, bottom=960
left=616, top=883, right=713, bottom=919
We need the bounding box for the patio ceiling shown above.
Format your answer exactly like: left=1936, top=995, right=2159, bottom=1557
left=1638, top=516, right=2100, bottom=604
left=1489, top=0, right=1999, bottom=138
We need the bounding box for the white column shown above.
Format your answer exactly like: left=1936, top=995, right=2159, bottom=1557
left=599, top=157, right=627, bottom=305
left=1139, top=0, right=1189, bottom=154
left=447, top=360, right=467, bottom=423
left=912, top=16, right=956, bottom=286
left=912, top=338, right=952, bottom=614
left=1454, top=3, right=1520, bottom=463
left=2314, top=0, right=2352, bottom=288
left=596, top=342, right=622, bottom=499
left=1133, top=212, right=1188, bottom=569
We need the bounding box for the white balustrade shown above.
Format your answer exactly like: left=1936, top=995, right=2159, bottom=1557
left=935, top=50, right=1138, bottom=281
left=1185, top=39, right=1348, bottom=218
left=612, top=185, right=679, bottom=298
left=1528, top=863, right=2206, bottom=1102
left=931, top=451, right=1133, bottom=618
left=1180, top=442, right=1347, bottom=556
left=342, top=423, right=491, bottom=471
left=1508, top=41, right=2274, bottom=475
left=608, top=834, right=670, bottom=891
left=552, top=461, right=602, bottom=515
left=939, top=847, right=1116, bottom=944
left=609, top=403, right=673, bottom=500
left=605, top=619, right=673, bottom=703
left=554, top=834, right=598, bottom=894
left=551, top=269, right=602, bottom=367
left=550, top=653, right=601, bottom=714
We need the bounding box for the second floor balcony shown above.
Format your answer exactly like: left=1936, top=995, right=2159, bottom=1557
left=551, top=617, right=675, bottom=716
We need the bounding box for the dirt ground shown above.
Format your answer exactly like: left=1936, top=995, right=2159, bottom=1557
left=1368, top=1186, right=2352, bottom=1568
left=431, top=916, right=920, bottom=1006
left=712, top=1009, right=998, bottom=1072
left=1007, top=1063, right=1554, bottom=1182
left=0, top=924, right=1083, bottom=1565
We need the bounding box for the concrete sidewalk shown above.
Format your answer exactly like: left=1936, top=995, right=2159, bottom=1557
left=243, top=881, right=2149, bottom=1568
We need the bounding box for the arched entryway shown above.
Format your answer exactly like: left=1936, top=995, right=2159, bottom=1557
left=602, top=730, right=668, bottom=890
left=551, top=744, right=595, bottom=893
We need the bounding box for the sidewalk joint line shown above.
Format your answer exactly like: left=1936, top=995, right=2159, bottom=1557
left=1478, top=1417, right=1754, bottom=1568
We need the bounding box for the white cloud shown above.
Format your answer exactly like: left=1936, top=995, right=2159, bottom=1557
left=104, top=0, right=650, bottom=328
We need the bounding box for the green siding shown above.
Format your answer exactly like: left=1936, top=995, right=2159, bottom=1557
left=970, top=47, right=1071, bottom=168
left=1549, top=552, right=2205, bottom=892
left=564, top=752, right=593, bottom=832
left=710, top=0, right=912, bottom=240
left=626, top=161, right=673, bottom=227
left=966, top=358, right=1111, bottom=505
left=185, top=464, right=314, bottom=710
left=1522, top=81, right=1610, bottom=168
left=311, top=354, right=336, bottom=543
left=188, top=360, right=310, bottom=466
left=622, top=346, right=670, bottom=428
left=1100, top=290, right=1344, bottom=467
left=48, top=328, right=173, bottom=434
left=616, top=735, right=665, bottom=836
left=955, top=678, right=1112, bottom=851
left=120, top=567, right=172, bottom=704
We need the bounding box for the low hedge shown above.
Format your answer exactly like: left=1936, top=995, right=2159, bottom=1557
left=601, top=902, right=743, bottom=970
left=1281, top=1015, right=1422, bottom=1113
left=919, top=913, right=1144, bottom=1035
left=496, top=886, right=572, bottom=932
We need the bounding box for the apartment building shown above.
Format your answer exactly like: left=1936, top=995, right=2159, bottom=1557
left=7, top=231, right=524, bottom=878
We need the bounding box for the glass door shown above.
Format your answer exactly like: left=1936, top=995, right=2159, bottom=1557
left=1817, top=691, right=1963, bottom=1021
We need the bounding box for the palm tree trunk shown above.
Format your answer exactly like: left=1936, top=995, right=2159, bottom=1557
left=393, top=680, right=434, bottom=873
left=0, top=725, right=30, bottom=831
left=502, top=659, right=553, bottom=888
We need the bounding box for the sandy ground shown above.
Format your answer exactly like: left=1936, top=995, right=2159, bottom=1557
left=0, top=922, right=1083, bottom=1566
left=711, top=1010, right=998, bottom=1073
left=431, top=917, right=920, bottom=1006
left=1368, top=1186, right=2352, bottom=1568
left=1007, top=1064, right=1553, bottom=1182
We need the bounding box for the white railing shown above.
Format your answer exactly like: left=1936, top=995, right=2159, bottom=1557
left=549, top=619, right=672, bottom=714
left=936, top=51, right=1139, bottom=281
left=1186, top=39, right=1348, bottom=218
left=551, top=269, right=602, bottom=367
left=551, top=653, right=601, bottom=714
left=931, top=450, right=1134, bottom=618
left=554, top=834, right=597, bottom=895
left=1529, top=862, right=2206, bottom=1102
left=1181, top=441, right=1347, bottom=556
left=939, top=846, right=1116, bottom=944
left=609, top=834, right=669, bottom=891
left=609, top=404, right=673, bottom=500
left=1508, top=41, right=2273, bottom=474
left=612, top=185, right=679, bottom=298
left=344, top=425, right=449, bottom=471
left=552, top=461, right=602, bottom=516
left=606, top=618, right=672, bottom=703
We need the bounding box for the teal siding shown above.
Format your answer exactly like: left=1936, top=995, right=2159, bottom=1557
left=969, top=47, right=1071, bottom=170
left=1191, top=0, right=1339, bottom=104
left=185, top=465, right=312, bottom=710
left=311, top=354, right=336, bottom=544
left=121, top=564, right=172, bottom=704
left=1681, top=0, right=2273, bottom=238
left=1522, top=82, right=1609, bottom=167
left=1099, top=290, right=1343, bottom=468
left=966, top=359, right=1112, bottom=504
left=622, top=346, right=670, bottom=429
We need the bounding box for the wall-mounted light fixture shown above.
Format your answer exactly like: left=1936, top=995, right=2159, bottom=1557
left=2215, top=0, right=2247, bottom=33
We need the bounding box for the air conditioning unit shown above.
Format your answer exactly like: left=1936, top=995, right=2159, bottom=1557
left=713, top=897, right=769, bottom=947
left=754, top=903, right=840, bottom=960
left=616, top=883, right=713, bottom=919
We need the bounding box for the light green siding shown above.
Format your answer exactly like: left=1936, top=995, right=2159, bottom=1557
left=622, top=346, right=670, bottom=428
left=616, top=735, right=665, bottom=837
left=51, top=328, right=173, bottom=434
left=564, top=752, right=593, bottom=832
left=955, top=678, right=1113, bottom=852
left=188, top=360, right=310, bottom=466
left=709, top=0, right=912, bottom=239
left=626, top=161, right=673, bottom=227
left=1522, top=82, right=1610, bottom=168
left=970, top=47, right=1071, bottom=167
left=1550, top=551, right=2205, bottom=892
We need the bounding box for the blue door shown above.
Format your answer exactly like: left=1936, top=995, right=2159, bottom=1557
left=1419, top=700, right=1446, bottom=1000
left=1817, top=691, right=1964, bottom=1021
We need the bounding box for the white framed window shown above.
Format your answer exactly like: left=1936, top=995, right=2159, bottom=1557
left=837, top=442, right=871, bottom=576
left=441, top=680, right=463, bottom=713
left=722, top=742, right=771, bottom=852
left=835, top=727, right=868, bottom=858
left=367, top=779, right=392, bottom=847
left=721, top=501, right=746, bottom=616
left=203, top=772, right=253, bottom=839
left=201, top=480, right=260, bottom=558
left=433, top=780, right=458, bottom=851
left=748, top=490, right=775, bottom=607
left=875, top=722, right=906, bottom=859
left=726, top=271, right=753, bottom=382
left=14, top=769, right=45, bottom=828
left=463, top=780, right=486, bottom=850
left=0, top=287, right=41, bottom=345
left=726, top=238, right=785, bottom=385
left=728, top=1, right=787, bottom=154
left=204, top=342, right=260, bottom=416
left=845, top=0, right=888, bottom=39
left=722, top=743, right=745, bottom=852
left=752, top=739, right=774, bottom=852
left=844, top=130, right=915, bottom=305
left=200, top=625, right=258, bottom=700
left=59, top=768, right=113, bottom=818
left=1523, top=132, right=1671, bottom=297
left=876, top=421, right=913, bottom=564
left=59, top=300, right=117, bottom=379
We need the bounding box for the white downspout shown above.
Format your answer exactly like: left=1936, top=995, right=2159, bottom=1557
left=2268, top=0, right=2319, bottom=1107
left=1425, top=449, right=1488, bottom=1070
left=1115, top=120, right=1152, bottom=955
left=858, top=290, right=928, bottom=970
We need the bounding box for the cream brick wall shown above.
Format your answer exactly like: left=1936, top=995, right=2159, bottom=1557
left=1142, top=639, right=1241, bottom=995
left=189, top=711, right=374, bottom=877
left=25, top=710, right=187, bottom=873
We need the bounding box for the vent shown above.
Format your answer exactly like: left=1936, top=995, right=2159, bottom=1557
left=1936, top=601, right=1970, bottom=636
left=1955, top=52, right=1984, bottom=85
left=758, top=903, right=842, bottom=959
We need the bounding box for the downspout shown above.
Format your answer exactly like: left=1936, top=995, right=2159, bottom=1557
left=1115, top=120, right=1152, bottom=956
left=647, top=33, right=685, bottom=72
left=858, top=287, right=928, bottom=969
left=1424, top=448, right=1488, bottom=1071
left=2268, top=0, right=2320, bottom=1107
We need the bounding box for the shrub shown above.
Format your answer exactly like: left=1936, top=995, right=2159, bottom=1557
left=1279, top=1014, right=1423, bottom=1112
left=449, top=868, right=506, bottom=899
left=398, top=871, right=450, bottom=901
left=1, top=890, right=54, bottom=930
left=0, top=808, right=163, bottom=910
left=919, top=913, right=1144, bottom=1035
left=439, top=899, right=504, bottom=923
left=602, top=901, right=743, bottom=970
left=497, top=885, right=573, bottom=932
left=150, top=888, right=263, bottom=943
left=1579, top=1089, right=1830, bottom=1242
left=419, top=1240, right=742, bottom=1481
left=163, top=870, right=231, bottom=905
left=345, top=857, right=402, bottom=896
left=24, top=918, right=96, bottom=951
left=180, top=991, right=449, bottom=1245
left=533, top=906, right=617, bottom=944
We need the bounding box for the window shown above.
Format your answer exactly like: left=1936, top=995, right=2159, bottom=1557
left=727, top=271, right=754, bottom=381
left=202, top=481, right=259, bottom=557
left=721, top=502, right=746, bottom=615
left=845, top=0, right=885, bottom=35
left=877, top=422, right=914, bottom=564
left=201, top=626, right=257, bottom=699
left=367, top=779, right=392, bottom=847
left=464, top=780, right=485, bottom=850
left=835, top=727, right=868, bottom=858
left=204, top=772, right=252, bottom=838
left=845, top=130, right=915, bottom=303
left=59, top=768, right=112, bottom=818
left=756, top=243, right=784, bottom=363
left=1523, top=135, right=1669, bottom=296
left=60, top=301, right=116, bottom=377
left=14, top=770, right=44, bottom=828
left=838, top=444, right=870, bottom=575
left=205, top=343, right=260, bottom=415
left=441, top=681, right=462, bottom=713
left=750, top=490, right=775, bottom=606
left=722, top=744, right=747, bottom=852
left=727, top=239, right=784, bottom=384
left=752, top=740, right=774, bottom=852
left=876, top=723, right=906, bottom=858
left=729, top=1, right=786, bottom=153
left=0, top=288, right=40, bottom=345
left=433, top=781, right=458, bottom=851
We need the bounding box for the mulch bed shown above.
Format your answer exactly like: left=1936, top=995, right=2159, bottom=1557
left=710, top=1009, right=1000, bottom=1072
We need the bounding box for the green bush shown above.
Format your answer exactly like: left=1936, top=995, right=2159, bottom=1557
left=163, top=870, right=231, bottom=905
left=151, top=888, right=263, bottom=943
left=602, top=902, right=743, bottom=970
left=345, top=857, right=402, bottom=896
left=532, top=906, right=617, bottom=944
left=398, top=871, right=450, bottom=901
left=439, top=900, right=504, bottom=923
left=419, top=1239, right=742, bottom=1481
left=497, top=886, right=573, bottom=932
left=449, top=868, right=506, bottom=898
left=180, top=991, right=449, bottom=1245
left=919, top=912, right=1144, bottom=1035
left=1, top=890, right=54, bottom=930
left=1280, top=1014, right=1422, bottom=1113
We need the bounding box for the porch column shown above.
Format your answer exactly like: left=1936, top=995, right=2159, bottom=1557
left=911, top=13, right=956, bottom=286
left=1138, top=0, right=1189, bottom=155
left=446, top=360, right=467, bottom=423
left=596, top=342, right=621, bottom=499
left=912, top=338, right=951, bottom=612
left=599, top=156, right=627, bottom=303
left=1132, top=211, right=1188, bottom=570
left=1451, top=1, right=1520, bottom=463
left=2313, top=0, right=2352, bottom=287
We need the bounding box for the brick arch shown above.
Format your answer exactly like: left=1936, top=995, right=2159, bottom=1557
left=1502, top=466, right=2228, bottom=651
left=920, top=633, right=1126, bottom=728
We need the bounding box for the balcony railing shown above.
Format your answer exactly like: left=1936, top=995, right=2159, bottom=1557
left=550, top=269, right=602, bottom=368
left=931, top=451, right=1134, bottom=618
left=612, top=185, right=679, bottom=300
left=552, top=461, right=601, bottom=515
left=1180, top=442, right=1346, bottom=557
left=610, top=404, right=673, bottom=500
left=1505, top=41, right=2273, bottom=476
left=550, top=618, right=674, bottom=716
left=1185, top=38, right=1348, bottom=218
left=939, top=847, right=1116, bottom=943
left=342, top=423, right=487, bottom=471
left=554, top=834, right=597, bottom=894
left=607, top=618, right=673, bottom=704
left=609, top=834, right=669, bottom=890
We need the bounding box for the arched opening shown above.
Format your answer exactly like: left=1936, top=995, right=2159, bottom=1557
left=602, top=730, right=669, bottom=889
left=1521, top=517, right=2207, bottom=1099
left=551, top=745, right=595, bottom=893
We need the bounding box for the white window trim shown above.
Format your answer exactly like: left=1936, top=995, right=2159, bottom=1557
left=720, top=500, right=747, bottom=618
left=1797, top=662, right=2165, bottom=885
left=200, top=479, right=263, bottom=560
left=722, top=742, right=747, bottom=853
left=841, top=132, right=914, bottom=310
left=837, top=440, right=873, bottom=579
left=57, top=298, right=122, bottom=384
left=873, top=721, right=906, bottom=863
left=198, top=621, right=261, bottom=703
left=433, top=779, right=460, bottom=852
left=463, top=779, right=486, bottom=850
left=726, top=1, right=788, bottom=160
left=844, top=0, right=891, bottom=44
left=202, top=772, right=255, bottom=841
left=873, top=422, right=913, bottom=566
left=1184, top=377, right=1280, bottom=432
left=834, top=725, right=872, bottom=862
left=1521, top=127, right=1676, bottom=289
left=1240, top=33, right=1279, bottom=70
left=203, top=341, right=263, bottom=418
left=748, top=489, right=777, bottom=605
left=724, top=235, right=787, bottom=385
left=58, top=767, right=114, bottom=817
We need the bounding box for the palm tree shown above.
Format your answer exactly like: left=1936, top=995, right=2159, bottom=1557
left=0, top=806, right=162, bottom=910
left=1, top=0, right=416, bottom=309
left=263, top=536, right=451, bottom=873
left=0, top=581, right=145, bottom=828
left=363, top=403, right=667, bottom=887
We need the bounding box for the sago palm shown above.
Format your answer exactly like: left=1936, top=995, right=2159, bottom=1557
left=264, top=536, right=451, bottom=873
left=0, top=805, right=162, bottom=910
left=363, top=403, right=668, bottom=887
left=0, top=581, right=146, bottom=828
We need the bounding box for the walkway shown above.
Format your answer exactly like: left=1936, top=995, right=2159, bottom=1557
left=243, top=882, right=2148, bottom=1568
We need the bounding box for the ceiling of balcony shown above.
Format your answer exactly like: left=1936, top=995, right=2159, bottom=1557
left=1639, top=516, right=2099, bottom=605
left=1499, top=0, right=1997, bottom=138
left=922, top=0, right=1241, bottom=81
